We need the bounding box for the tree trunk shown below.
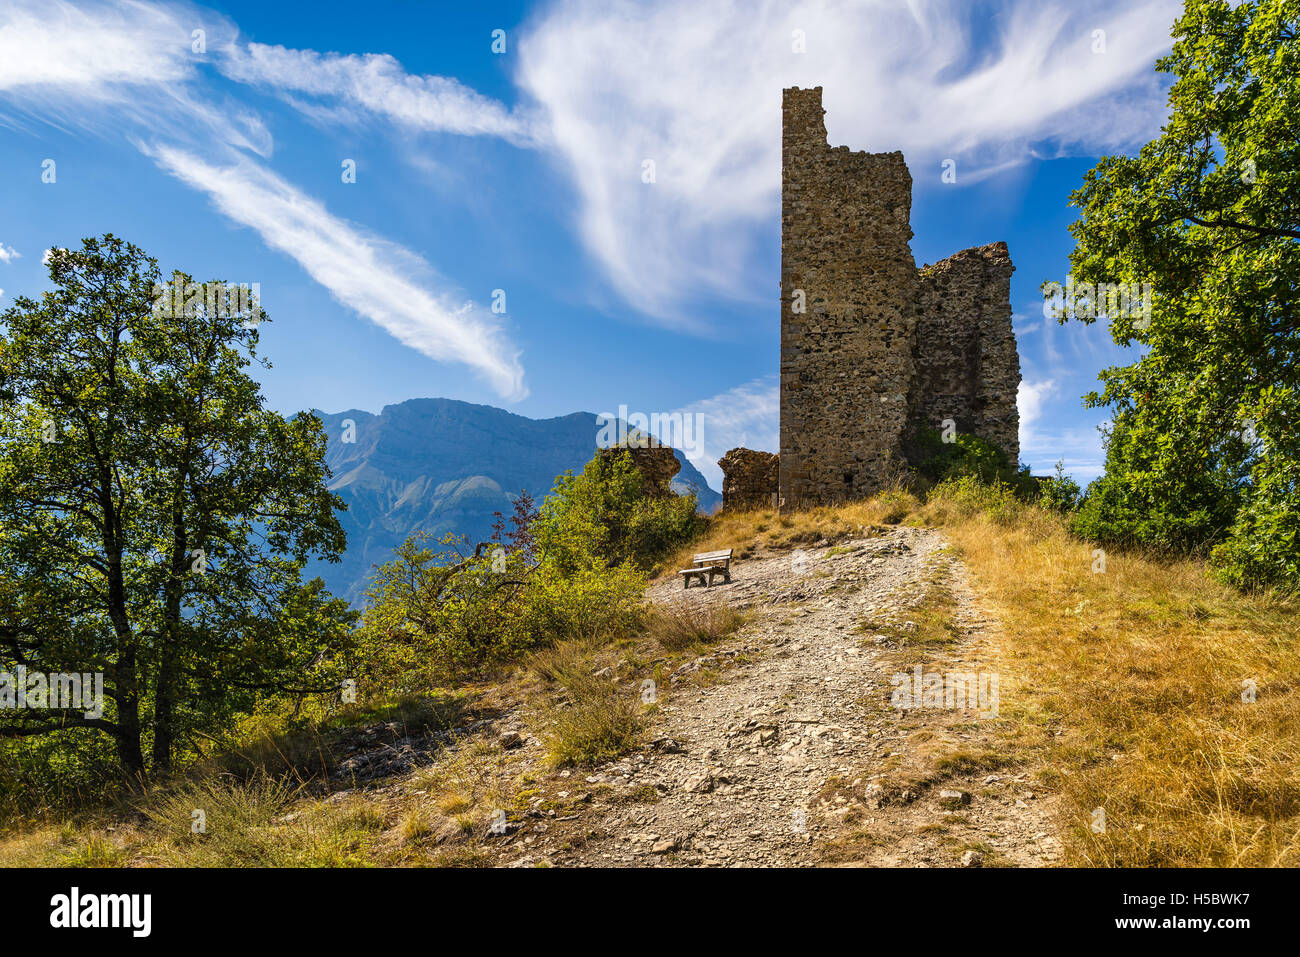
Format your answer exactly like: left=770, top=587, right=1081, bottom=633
left=114, top=649, right=147, bottom=779
left=152, top=532, right=187, bottom=772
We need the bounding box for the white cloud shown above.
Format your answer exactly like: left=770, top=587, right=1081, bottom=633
left=1017, top=378, right=1105, bottom=481
left=0, top=0, right=192, bottom=93
left=516, top=0, right=1181, bottom=322
left=0, top=242, right=18, bottom=263
left=0, top=0, right=270, bottom=155
left=670, top=375, right=779, bottom=488
left=146, top=145, right=526, bottom=399
left=1018, top=378, right=1057, bottom=434
left=217, top=43, right=543, bottom=147
left=0, top=1, right=521, bottom=389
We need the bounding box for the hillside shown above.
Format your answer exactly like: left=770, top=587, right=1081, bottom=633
left=307, top=398, right=720, bottom=604
left=7, top=489, right=1293, bottom=868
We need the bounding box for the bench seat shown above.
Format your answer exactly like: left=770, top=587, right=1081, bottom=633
left=678, top=549, right=733, bottom=588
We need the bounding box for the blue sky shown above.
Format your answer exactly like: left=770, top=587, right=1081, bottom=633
left=0, top=0, right=1185, bottom=488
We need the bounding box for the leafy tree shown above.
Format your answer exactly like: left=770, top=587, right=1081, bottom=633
left=533, top=450, right=702, bottom=572
left=1062, top=0, right=1299, bottom=588
left=356, top=495, right=645, bottom=692
left=0, top=236, right=355, bottom=776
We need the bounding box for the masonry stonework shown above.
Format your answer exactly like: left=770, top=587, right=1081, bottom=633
left=599, top=445, right=680, bottom=498
left=908, top=242, right=1020, bottom=464
left=778, top=86, right=1021, bottom=507
left=717, top=448, right=779, bottom=510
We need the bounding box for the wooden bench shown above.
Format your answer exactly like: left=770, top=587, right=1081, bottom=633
left=679, top=549, right=733, bottom=589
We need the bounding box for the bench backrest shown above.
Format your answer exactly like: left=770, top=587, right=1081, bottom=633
left=693, top=549, right=733, bottom=563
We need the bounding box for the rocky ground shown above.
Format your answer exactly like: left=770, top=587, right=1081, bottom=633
left=472, top=526, right=1062, bottom=868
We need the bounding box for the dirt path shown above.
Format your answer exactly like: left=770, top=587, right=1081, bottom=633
left=503, top=526, right=1062, bottom=868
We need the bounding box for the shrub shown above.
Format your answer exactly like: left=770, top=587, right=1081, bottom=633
left=873, top=487, right=919, bottom=524
left=356, top=533, right=645, bottom=692
left=922, top=475, right=1026, bottom=526
left=644, top=603, right=747, bottom=652
left=1069, top=471, right=1229, bottom=556
left=912, top=428, right=1031, bottom=492
left=533, top=450, right=703, bottom=572
left=1210, top=457, right=1300, bottom=593
left=542, top=673, right=643, bottom=767
left=514, top=561, right=646, bottom=647
left=1038, top=461, right=1082, bottom=514
left=356, top=449, right=693, bottom=690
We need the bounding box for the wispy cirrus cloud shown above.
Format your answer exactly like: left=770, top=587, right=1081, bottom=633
left=671, top=375, right=779, bottom=488
left=516, top=0, right=1182, bottom=323
left=216, top=42, right=545, bottom=147
left=146, top=145, right=526, bottom=399
left=0, top=0, right=528, bottom=396
left=0, top=0, right=272, bottom=153
left=0, top=0, right=192, bottom=93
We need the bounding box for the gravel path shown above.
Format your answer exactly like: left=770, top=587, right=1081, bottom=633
left=525, top=525, right=1062, bottom=867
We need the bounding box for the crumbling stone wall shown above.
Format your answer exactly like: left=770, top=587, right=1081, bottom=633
left=780, top=87, right=918, bottom=507
left=598, top=445, right=680, bottom=497
left=718, top=448, right=779, bottom=510
left=779, top=86, right=1020, bottom=507
left=909, top=242, right=1020, bottom=463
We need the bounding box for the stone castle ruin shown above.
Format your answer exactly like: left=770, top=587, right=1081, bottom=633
left=719, top=86, right=1021, bottom=509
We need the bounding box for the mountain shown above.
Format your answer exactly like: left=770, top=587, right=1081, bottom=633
left=305, top=398, right=720, bottom=605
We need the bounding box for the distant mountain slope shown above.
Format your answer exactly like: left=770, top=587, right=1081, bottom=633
left=306, top=398, right=720, bottom=605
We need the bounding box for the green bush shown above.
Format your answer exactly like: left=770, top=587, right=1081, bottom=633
left=513, top=560, right=646, bottom=648
left=1068, top=471, right=1236, bottom=557
left=355, top=533, right=645, bottom=692
left=1038, top=461, right=1082, bottom=514
left=1210, top=455, right=1300, bottom=593
left=923, top=474, right=1026, bottom=526
left=0, top=730, right=121, bottom=825
left=912, top=428, right=1037, bottom=496
left=355, top=449, right=703, bottom=690
left=533, top=450, right=702, bottom=571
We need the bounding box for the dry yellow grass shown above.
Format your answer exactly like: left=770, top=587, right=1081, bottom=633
left=927, top=502, right=1300, bottom=866
left=682, top=482, right=1300, bottom=865
left=660, top=488, right=918, bottom=575
left=643, top=602, right=748, bottom=651
left=6, top=484, right=1294, bottom=869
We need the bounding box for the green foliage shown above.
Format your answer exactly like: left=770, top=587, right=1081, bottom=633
left=1060, top=0, right=1300, bottom=590
left=0, top=728, right=121, bottom=823
left=1069, top=449, right=1241, bottom=555
left=923, top=475, right=1027, bottom=527
left=514, top=561, right=645, bottom=650
left=354, top=456, right=677, bottom=691
left=1210, top=456, right=1300, bottom=592
left=533, top=450, right=702, bottom=571
left=355, top=530, right=645, bottom=692
left=1038, top=462, right=1083, bottom=514
left=913, top=428, right=1037, bottom=496
left=0, top=235, right=355, bottom=779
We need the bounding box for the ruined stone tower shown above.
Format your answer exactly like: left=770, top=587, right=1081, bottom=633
left=773, top=86, right=1020, bottom=508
